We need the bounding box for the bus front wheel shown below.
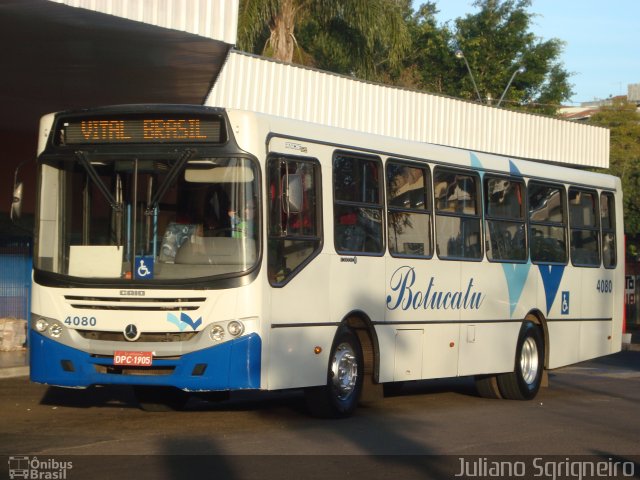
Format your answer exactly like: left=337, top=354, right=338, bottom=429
left=305, top=327, right=363, bottom=418
left=497, top=321, right=545, bottom=400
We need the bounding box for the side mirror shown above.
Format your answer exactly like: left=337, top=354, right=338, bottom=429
left=10, top=181, right=23, bottom=221
left=283, top=174, right=303, bottom=214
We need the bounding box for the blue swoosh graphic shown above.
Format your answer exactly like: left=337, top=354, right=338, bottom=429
left=166, top=313, right=187, bottom=332
left=509, top=159, right=523, bottom=177
left=470, top=153, right=484, bottom=179
left=180, top=312, right=202, bottom=331
left=501, top=262, right=531, bottom=317
left=538, top=265, right=565, bottom=315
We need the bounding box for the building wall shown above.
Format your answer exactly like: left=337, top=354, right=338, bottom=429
left=628, top=83, right=640, bottom=103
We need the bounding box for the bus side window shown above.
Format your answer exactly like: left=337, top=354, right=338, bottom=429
left=386, top=161, right=432, bottom=258
left=601, top=192, right=616, bottom=268
left=484, top=176, right=527, bottom=262
left=528, top=182, right=567, bottom=264
left=333, top=153, right=384, bottom=255
left=568, top=188, right=600, bottom=267
left=267, top=156, right=322, bottom=285
left=434, top=168, right=482, bottom=260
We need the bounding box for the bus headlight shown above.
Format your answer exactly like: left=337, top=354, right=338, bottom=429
left=35, top=318, right=49, bottom=332
left=227, top=321, right=244, bottom=337
left=49, top=323, right=63, bottom=338
left=209, top=325, right=225, bottom=342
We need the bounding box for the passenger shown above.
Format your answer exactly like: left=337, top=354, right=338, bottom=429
left=229, top=201, right=256, bottom=238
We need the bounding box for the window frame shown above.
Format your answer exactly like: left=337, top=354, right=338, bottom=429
left=600, top=191, right=617, bottom=269
left=527, top=180, right=568, bottom=265
left=568, top=187, right=601, bottom=268
left=483, top=174, right=528, bottom=263
left=385, top=159, right=433, bottom=259
left=332, top=151, right=385, bottom=256
left=433, top=166, right=483, bottom=261
left=267, top=154, right=323, bottom=287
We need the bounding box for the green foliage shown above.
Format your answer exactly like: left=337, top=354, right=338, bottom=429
left=237, top=0, right=277, bottom=54
left=237, top=0, right=410, bottom=81
left=237, top=0, right=574, bottom=112
left=397, top=2, right=457, bottom=92
left=404, top=0, right=573, bottom=113
left=589, top=101, right=640, bottom=234
left=311, top=1, right=411, bottom=79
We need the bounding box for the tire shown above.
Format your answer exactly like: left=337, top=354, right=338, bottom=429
left=474, top=374, right=503, bottom=399
left=497, top=321, right=545, bottom=400
left=134, top=386, right=190, bottom=412
left=305, top=327, right=363, bottom=418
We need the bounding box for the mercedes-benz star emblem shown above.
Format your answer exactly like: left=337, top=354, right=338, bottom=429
left=124, top=324, right=140, bottom=341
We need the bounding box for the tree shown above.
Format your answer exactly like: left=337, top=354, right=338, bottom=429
left=589, top=100, right=640, bottom=234
left=237, top=0, right=410, bottom=81
left=405, top=0, right=573, bottom=114
left=395, top=2, right=456, bottom=92
left=238, top=1, right=572, bottom=108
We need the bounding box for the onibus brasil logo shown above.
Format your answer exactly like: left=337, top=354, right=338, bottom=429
left=8, top=456, right=72, bottom=479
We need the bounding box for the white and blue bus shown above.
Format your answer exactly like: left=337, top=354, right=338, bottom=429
left=24, top=104, right=623, bottom=416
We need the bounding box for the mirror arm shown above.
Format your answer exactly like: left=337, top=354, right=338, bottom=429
left=13, top=162, right=22, bottom=196
left=10, top=183, right=23, bottom=222
left=10, top=159, right=31, bottom=222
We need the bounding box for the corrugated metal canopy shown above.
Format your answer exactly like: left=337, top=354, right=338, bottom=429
left=208, top=51, right=610, bottom=168
left=0, top=0, right=235, bottom=134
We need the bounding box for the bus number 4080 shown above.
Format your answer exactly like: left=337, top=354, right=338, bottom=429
left=596, top=280, right=613, bottom=293
left=64, top=316, right=97, bottom=327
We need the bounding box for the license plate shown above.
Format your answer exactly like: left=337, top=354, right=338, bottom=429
left=113, top=351, right=153, bottom=366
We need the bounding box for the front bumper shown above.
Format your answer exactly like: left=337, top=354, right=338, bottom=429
left=29, top=331, right=261, bottom=391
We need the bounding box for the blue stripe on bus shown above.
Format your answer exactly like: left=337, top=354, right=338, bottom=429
left=538, top=264, right=566, bottom=315
left=502, top=262, right=532, bottom=317
left=470, top=152, right=484, bottom=179
left=29, top=332, right=261, bottom=391
left=509, top=159, right=523, bottom=177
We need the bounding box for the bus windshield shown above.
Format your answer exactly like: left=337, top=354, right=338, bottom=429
left=35, top=153, right=259, bottom=282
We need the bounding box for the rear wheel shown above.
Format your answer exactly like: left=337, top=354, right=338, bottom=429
left=305, top=327, right=363, bottom=418
left=474, top=374, right=502, bottom=399
left=497, top=321, right=544, bottom=400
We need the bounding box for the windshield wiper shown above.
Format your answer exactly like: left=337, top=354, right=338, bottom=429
left=75, top=151, right=123, bottom=212
left=145, top=148, right=195, bottom=215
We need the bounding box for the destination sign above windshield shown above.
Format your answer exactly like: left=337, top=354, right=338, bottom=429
left=59, top=116, right=225, bottom=145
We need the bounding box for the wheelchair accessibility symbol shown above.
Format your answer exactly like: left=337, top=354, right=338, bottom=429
left=561, top=291, right=570, bottom=315
left=135, top=256, right=154, bottom=279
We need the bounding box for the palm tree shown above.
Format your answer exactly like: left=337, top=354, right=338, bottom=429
left=238, top=0, right=410, bottom=80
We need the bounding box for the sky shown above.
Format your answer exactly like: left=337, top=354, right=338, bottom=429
left=417, top=0, right=640, bottom=105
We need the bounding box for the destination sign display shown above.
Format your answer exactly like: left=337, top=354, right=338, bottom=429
left=60, top=116, right=224, bottom=145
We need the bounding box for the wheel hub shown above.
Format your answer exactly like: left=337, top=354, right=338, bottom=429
left=520, top=337, right=539, bottom=385
left=330, top=342, right=358, bottom=400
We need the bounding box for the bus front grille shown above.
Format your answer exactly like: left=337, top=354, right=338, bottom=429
left=77, top=330, right=198, bottom=342
left=64, top=295, right=206, bottom=311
